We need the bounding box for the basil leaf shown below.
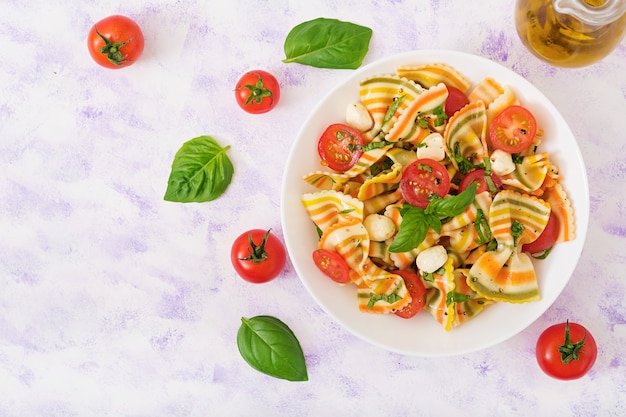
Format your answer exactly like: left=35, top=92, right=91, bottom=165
left=164, top=136, right=234, bottom=203
left=283, top=18, right=372, bottom=69
left=237, top=316, right=308, bottom=382
left=446, top=291, right=471, bottom=306
left=388, top=205, right=430, bottom=253
left=382, top=95, right=405, bottom=127
left=425, top=182, right=477, bottom=218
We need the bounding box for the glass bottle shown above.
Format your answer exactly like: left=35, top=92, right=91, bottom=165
left=515, top=0, right=626, bottom=67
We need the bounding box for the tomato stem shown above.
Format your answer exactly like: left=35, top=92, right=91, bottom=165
left=95, top=27, right=132, bottom=66
left=558, top=320, right=586, bottom=364
left=239, top=75, right=274, bottom=106
left=240, top=229, right=271, bottom=264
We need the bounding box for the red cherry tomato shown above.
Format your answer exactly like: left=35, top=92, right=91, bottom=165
left=312, top=249, right=351, bottom=284
left=489, top=105, right=537, bottom=153
left=87, top=15, right=144, bottom=69
left=522, top=211, right=560, bottom=254
left=231, top=229, right=286, bottom=283
left=444, top=85, right=470, bottom=118
left=393, top=269, right=426, bottom=319
left=235, top=70, right=281, bottom=114
left=400, top=159, right=451, bottom=208
left=458, top=168, right=503, bottom=195
left=536, top=321, right=597, bottom=380
left=317, top=123, right=364, bottom=172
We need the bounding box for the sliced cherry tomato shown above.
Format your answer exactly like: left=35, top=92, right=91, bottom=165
left=400, top=159, right=451, bottom=208
left=536, top=321, right=597, bottom=380
left=231, top=229, right=286, bottom=284
left=87, top=15, right=144, bottom=69
left=489, top=105, right=537, bottom=153
left=312, top=249, right=351, bottom=284
left=458, top=168, right=503, bottom=195
left=235, top=70, right=280, bottom=114
left=522, top=211, right=560, bottom=254
left=317, top=124, right=364, bottom=172
left=444, top=85, right=470, bottom=118
left=393, top=269, right=426, bottom=319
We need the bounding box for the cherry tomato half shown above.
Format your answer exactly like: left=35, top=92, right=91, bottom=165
left=312, top=249, right=351, bottom=284
left=489, top=105, right=537, bottom=153
left=536, top=321, right=597, bottom=380
left=444, top=85, right=470, bottom=118
left=234, top=70, right=280, bottom=114
left=87, top=15, right=144, bottom=69
left=458, top=168, right=503, bottom=196
left=231, top=229, right=286, bottom=284
left=393, top=269, right=426, bottom=319
left=317, top=123, right=364, bottom=172
left=400, top=159, right=451, bottom=208
left=522, top=211, right=560, bottom=254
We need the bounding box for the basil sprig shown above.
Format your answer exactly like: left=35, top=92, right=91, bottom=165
left=389, top=182, right=477, bottom=253
left=283, top=18, right=372, bottom=69
left=164, top=136, right=234, bottom=203
left=237, top=316, right=308, bottom=382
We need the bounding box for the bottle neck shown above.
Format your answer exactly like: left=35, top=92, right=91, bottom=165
left=554, top=0, right=626, bottom=25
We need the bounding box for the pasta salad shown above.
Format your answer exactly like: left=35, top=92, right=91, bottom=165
left=300, top=62, right=575, bottom=331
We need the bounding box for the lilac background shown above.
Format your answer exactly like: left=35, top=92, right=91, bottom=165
left=1, top=0, right=625, bottom=416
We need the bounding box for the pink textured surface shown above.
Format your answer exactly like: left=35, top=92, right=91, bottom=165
left=1, top=1, right=625, bottom=416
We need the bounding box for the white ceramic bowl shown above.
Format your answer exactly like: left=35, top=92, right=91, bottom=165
left=280, top=50, right=589, bottom=356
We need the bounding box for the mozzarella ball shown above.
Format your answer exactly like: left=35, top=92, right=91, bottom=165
left=489, top=149, right=516, bottom=176
left=363, top=214, right=396, bottom=242
left=416, top=132, right=446, bottom=161
left=415, top=245, right=448, bottom=273
left=346, top=102, right=374, bottom=132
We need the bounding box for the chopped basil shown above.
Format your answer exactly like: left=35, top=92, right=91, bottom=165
left=446, top=291, right=471, bottom=306
left=474, top=208, right=492, bottom=245
left=382, top=95, right=405, bottom=127
left=511, top=220, right=525, bottom=247
left=368, top=292, right=402, bottom=309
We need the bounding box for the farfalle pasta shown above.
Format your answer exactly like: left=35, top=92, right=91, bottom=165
left=300, top=62, right=576, bottom=331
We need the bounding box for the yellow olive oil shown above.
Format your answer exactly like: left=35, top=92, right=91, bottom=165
left=515, top=0, right=626, bottom=67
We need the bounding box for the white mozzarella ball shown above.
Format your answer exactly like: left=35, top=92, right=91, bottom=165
left=363, top=214, right=397, bottom=242
left=416, top=132, right=445, bottom=161
left=346, top=102, right=373, bottom=132
left=415, top=245, right=448, bottom=273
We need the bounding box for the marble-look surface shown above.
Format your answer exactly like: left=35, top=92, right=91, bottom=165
left=1, top=1, right=625, bottom=416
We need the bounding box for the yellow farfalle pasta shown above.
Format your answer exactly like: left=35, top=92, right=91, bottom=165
left=301, top=190, right=364, bottom=234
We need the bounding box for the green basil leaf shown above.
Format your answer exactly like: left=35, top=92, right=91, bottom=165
left=388, top=205, right=429, bottom=253
left=446, top=291, right=471, bottom=306
left=237, top=316, right=308, bottom=382
left=164, top=136, right=234, bottom=203
left=425, top=182, right=477, bottom=218
left=382, top=95, right=405, bottom=127
left=283, top=18, right=372, bottom=69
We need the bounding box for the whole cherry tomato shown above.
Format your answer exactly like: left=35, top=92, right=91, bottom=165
left=536, top=320, right=597, bottom=380
left=234, top=70, right=281, bottom=114
left=87, top=15, right=144, bottom=69
left=231, top=229, right=286, bottom=284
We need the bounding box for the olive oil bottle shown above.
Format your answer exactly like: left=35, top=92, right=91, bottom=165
left=515, top=0, right=626, bottom=67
